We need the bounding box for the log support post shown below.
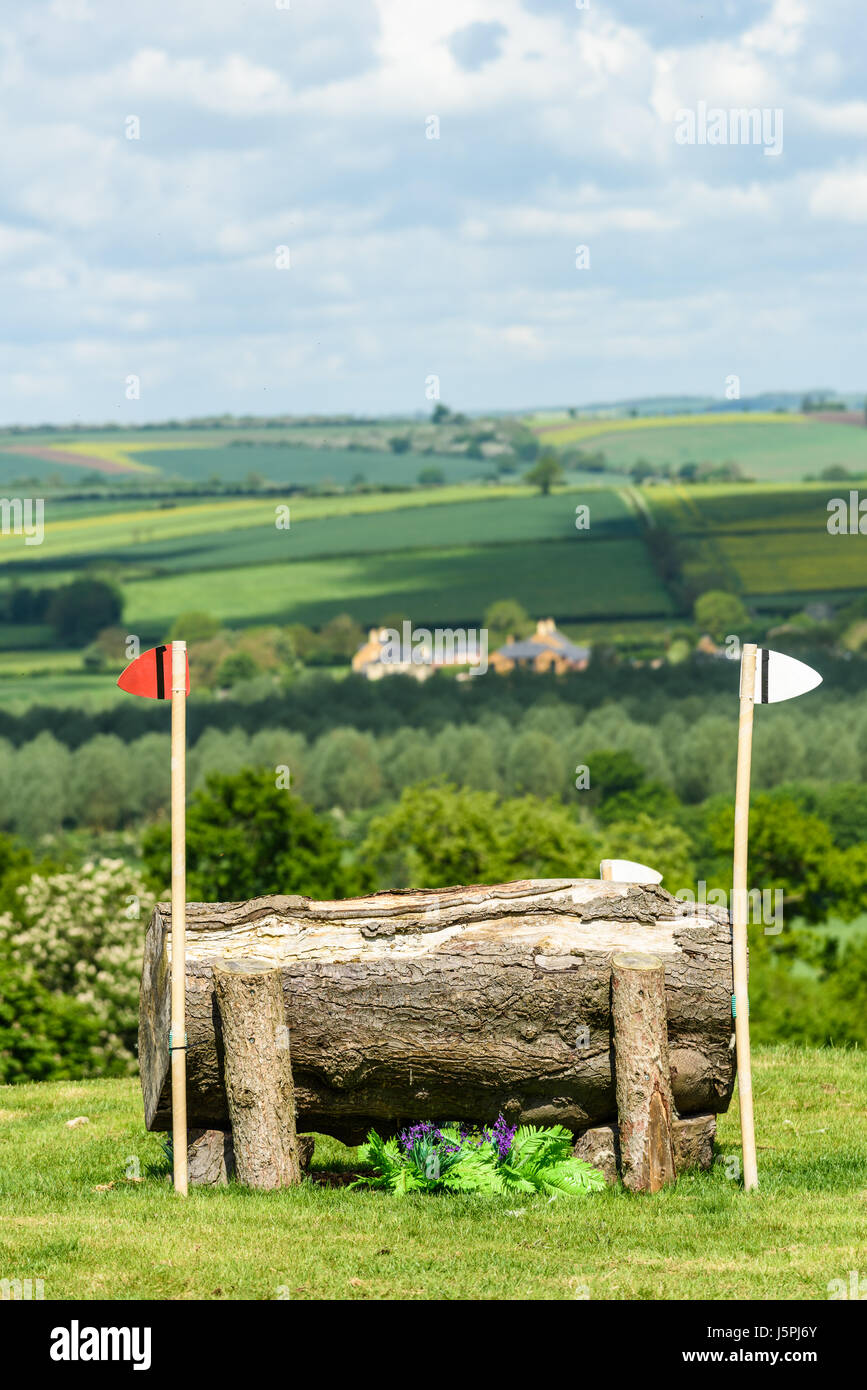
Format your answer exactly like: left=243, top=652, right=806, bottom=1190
left=611, top=951, right=677, bottom=1193
left=212, top=965, right=302, bottom=1190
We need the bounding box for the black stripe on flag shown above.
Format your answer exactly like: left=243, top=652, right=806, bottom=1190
left=154, top=644, right=166, bottom=700
left=759, top=648, right=768, bottom=704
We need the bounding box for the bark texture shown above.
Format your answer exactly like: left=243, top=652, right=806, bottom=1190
left=574, top=1113, right=716, bottom=1185
left=187, top=1130, right=314, bottom=1187
left=187, top=1128, right=234, bottom=1187
left=212, top=965, right=302, bottom=1189
left=139, top=879, right=735, bottom=1146
left=611, top=951, right=677, bottom=1193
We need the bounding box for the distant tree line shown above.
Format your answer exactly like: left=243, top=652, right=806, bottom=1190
left=0, top=652, right=863, bottom=750
left=1, top=578, right=122, bottom=646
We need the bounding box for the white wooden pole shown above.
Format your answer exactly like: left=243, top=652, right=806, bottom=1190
left=170, top=640, right=188, bottom=1196
left=733, top=642, right=758, bottom=1192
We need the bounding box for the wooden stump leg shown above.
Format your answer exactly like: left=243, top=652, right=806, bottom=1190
left=213, top=965, right=302, bottom=1190
left=187, top=1130, right=314, bottom=1186
left=187, top=1129, right=234, bottom=1186
left=611, top=951, right=677, bottom=1193
left=575, top=1113, right=716, bottom=1185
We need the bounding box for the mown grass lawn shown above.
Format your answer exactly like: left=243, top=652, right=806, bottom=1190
left=1, top=1045, right=864, bottom=1301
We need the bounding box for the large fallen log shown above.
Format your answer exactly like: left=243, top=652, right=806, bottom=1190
left=139, top=878, right=735, bottom=1147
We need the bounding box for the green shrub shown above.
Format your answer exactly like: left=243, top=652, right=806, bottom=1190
left=142, top=767, right=372, bottom=901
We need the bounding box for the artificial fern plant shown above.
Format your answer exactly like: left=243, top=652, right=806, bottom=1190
left=353, top=1117, right=605, bottom=1196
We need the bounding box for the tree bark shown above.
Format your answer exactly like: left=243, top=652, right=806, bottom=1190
left=212, top=965, right=301, bottom=1190
left=611, top=951, right=677, bottom=1193
left=575, top=1113, right=716, bottom=1185
left=139, top=879, right=735, bottom=1146
left=187, top=1131, right=314, bottom=1186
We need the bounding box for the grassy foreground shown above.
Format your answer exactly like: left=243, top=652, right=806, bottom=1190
left=1, top=1045, right=864, bottom=1301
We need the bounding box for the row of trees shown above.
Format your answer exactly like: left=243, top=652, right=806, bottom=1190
left=4, top=690, right=867, bottom=837
left=3, top=756, right=865, bottom=1082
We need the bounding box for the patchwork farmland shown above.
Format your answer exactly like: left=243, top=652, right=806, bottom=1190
left=0, top=412, right=865, bottom=706
left=644, top=482, right=867, bottom=606
left=0, top=485, right=673, bottom=641
left=533, top=412, right=867, bottom=483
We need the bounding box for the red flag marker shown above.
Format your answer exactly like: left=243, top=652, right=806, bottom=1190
left=118, top=641, right=190, bottom=1196
left=117, top=643, right=189, bottom=700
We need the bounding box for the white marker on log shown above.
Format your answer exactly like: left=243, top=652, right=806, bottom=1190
left=601, top=859, right=663, bottom=885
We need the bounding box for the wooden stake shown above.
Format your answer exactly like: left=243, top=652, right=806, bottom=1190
left=213, top=965, right=301, bottom=1189
left=611, top=952, right=677, bottom=1193
left=733, top=642, right=758, bottom=1192
left=600, top=860, right=614, bottom=881
left=170, top=640, right=188, bottom=1196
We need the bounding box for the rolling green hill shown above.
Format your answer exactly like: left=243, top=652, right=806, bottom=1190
left=644, top=481, right=867, bottom=604
left=535, top=414, right=867, bottom=482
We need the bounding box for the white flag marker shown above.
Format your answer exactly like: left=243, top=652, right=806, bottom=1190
left=600, top=859, right=663, bottom=885
left=749, top=648, right=823, bottom=705
left=733, top=644, right=821, bottom=1193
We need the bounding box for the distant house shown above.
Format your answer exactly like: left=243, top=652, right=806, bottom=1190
left=489, top=618, right=590, bottom=675
left=352, top=627, right=432, bottom=681
left=695, top=633, right=730, bottom=660
left=352, top=625, right=486, bottom=680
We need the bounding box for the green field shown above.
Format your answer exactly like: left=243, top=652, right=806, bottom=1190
left=126, top=444, right=491, bottom=487
left=2, top=488, right=635, bottom=576
left=122, top=535, right=673, bottom=631
left=537, top=415, right=867, bottom=483
left=0, top=671, right=129, bottom=711
left=0, top=452, right=102, bottom=485
left=1, top=419, right=865, bottom=702
left=0, top=486, right=671, bottom=636
left=1, top=1046, right=863, bottom=1300
left=644, top=482, right=867, bottom=602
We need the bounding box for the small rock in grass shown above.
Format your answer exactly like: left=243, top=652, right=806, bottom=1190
left=65, top=1116, right=90, bottom=1129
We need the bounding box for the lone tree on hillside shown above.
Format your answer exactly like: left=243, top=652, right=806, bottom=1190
left=483, top=599, right=532, bottom=646
left=693, top=590, right=749, bottom=644
left=524, top=450, right=565, bottom=495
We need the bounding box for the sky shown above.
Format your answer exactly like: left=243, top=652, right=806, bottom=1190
left=1, top=0, right=866, bottom=424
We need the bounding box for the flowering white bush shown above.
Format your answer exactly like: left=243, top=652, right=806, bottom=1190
left=0, top=858, right=151, bottom=1074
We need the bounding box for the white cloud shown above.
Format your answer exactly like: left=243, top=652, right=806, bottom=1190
left=799, top=99, right=867, bottom=136
left=743, top=0, right=809, bottom=58
left=122, top=48, right=291, bottom=116
left=0, top=0, right=863, bottom=419
left=809, top=167, right=867, bottom=222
